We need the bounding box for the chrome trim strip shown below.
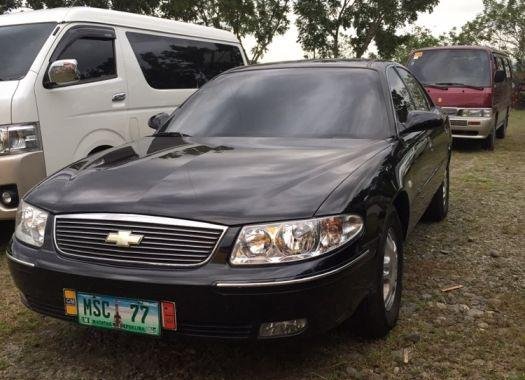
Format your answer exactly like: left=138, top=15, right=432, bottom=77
left=215, top=249, right=370, bottom=288
left=6, top=251, right=35, bottom=268
left=54, top=213, right=228, bottom=268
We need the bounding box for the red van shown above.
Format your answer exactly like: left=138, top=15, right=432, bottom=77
left=407, top=46, right=513, bottom=150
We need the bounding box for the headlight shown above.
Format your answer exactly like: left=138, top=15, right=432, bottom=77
left=459, top=109, right=492, bottom=118
left=230, top=214, right=364, bottom=265
left=15, top=200, right=49, bottom=247
left=0, top=123, right=42, bottom=155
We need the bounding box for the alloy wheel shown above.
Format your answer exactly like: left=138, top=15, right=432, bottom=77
left=383, top=229, right=399, bottom=311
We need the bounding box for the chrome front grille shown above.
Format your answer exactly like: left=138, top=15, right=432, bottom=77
left=54, top=214, right=226, bottom=267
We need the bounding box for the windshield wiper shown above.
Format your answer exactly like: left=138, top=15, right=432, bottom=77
left=423, top=83, right=449, bottom=89
left=435, top=82, right=484, bottom=90
left=154, top=131, right=192, bottom=138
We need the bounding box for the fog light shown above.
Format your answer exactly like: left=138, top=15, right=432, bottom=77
left=1, top=191, right=12, bottom=205
left=259, top=319, right=307, bottom=338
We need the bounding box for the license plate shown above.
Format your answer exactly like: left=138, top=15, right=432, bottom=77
left=76, top=292, right=161, bottom=336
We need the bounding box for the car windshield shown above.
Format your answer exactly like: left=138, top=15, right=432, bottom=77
left=0, top=22, right=56, bottom=81
left=407, top=49, right=491, bottom=88
left=162, top=68, right=390, bottom=139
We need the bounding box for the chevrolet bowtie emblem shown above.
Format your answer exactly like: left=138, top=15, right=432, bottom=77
left=105, top=230, right=144, bottom=247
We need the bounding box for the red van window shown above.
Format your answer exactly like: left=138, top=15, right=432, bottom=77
left=408, top=49, right=491, bottom=88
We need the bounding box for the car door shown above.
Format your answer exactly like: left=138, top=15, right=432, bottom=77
left=386, top=66, right=429, bottom=227
left=34, top=24, right=129, bottom=175
left=397, top=67, right=449, bottom=213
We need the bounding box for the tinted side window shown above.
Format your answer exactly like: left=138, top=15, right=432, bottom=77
left=397, top=68, right=430, bottom=110
left=126, top=32, right=244, bottom=89
left=57, top=37, right=116, bottom=81
left=387, top=67, right=414, bottom=124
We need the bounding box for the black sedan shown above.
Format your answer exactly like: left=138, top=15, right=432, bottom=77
left=8, top=60, right=451, bottom=340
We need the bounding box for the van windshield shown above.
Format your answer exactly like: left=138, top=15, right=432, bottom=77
left=162, top=68, right=390, bottom=139
left=0, top=22, right=56, bottom=81
left=407, top=49, right=491, bottom=88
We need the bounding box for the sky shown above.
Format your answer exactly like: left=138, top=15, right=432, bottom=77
left=246, top=0, right=484, bottom=63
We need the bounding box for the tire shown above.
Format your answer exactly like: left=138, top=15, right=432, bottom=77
left=424, top=165, right=449, bottom=222
left=355, top=210, right=404, bottom=339
left=496, top=111, right=509, bottom=139
left=483, top=122, right=496, bottom=151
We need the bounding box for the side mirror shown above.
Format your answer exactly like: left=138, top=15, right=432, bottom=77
left=494, top=70, right=506, bottom=83
left=401, top=110, right=442, bottom=134
left=148, top=112, right=170, bottom=130
left=48, top=59, right=80, bottom=86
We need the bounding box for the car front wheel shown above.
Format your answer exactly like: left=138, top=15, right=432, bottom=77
left=356, top=210, right=404, bottom=339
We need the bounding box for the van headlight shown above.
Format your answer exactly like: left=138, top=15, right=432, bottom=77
left=230, top=214, right=364, bottom=265
left=15, top=200, right=49, bottom=247
left=0, top=123, right=42, bottom=155
left=459, top=109, right=492, bottom=118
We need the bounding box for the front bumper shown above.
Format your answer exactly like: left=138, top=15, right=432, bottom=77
left=0, top=152, right=46, bottom=220
left=7, top=237, right=376, bottom=340
left=449, top=116, right=494, bottom=139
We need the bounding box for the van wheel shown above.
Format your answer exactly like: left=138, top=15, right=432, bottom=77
left=424, top=165, right=449, bottom=222
left=496, top=111, right=508, bottom=139
left=355, top=210, right=403, bottom=339
left=483, top=123, right=496, bottom=151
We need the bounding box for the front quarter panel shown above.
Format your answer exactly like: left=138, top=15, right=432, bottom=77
left=315, top=140, right=398, bottom=244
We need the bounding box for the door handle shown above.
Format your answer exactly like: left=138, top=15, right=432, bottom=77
left=112, top=93, right=126, bottom=102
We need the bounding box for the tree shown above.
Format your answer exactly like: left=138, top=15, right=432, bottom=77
left=1, top=0, right=21, bottom=14
left=451, top=0, right=525, bottom=70
left=162, top=0, right=290, bottom=63
left=380, top=26, right=440, bottom=63
left=294, top=0, right=438, bottom=59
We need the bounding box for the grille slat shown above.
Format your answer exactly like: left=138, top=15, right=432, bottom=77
left=57, top=246, right=207, bottom=263
left=58, top=219, right=222, bottom=236
left=56, top=240, right=211, bottom=256
left=56, top=236, right=215, bottom=251
left=55, top=215, right=225, bottom=267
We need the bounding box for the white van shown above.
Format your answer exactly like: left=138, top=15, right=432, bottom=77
left=0, top=7, right=247, bottom=219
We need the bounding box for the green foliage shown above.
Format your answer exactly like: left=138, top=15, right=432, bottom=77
left=381, top=26, right=441, bottom=63
left=0, top=0, right=21, bottom=14
left=450, top=0, right=525, bottom=70
left=294, top=0, right=439, bottom=59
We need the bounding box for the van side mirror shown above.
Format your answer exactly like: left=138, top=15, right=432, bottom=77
left=494, top=70, right=506, bottom=83
left=401, top=110, right=443, bottom=135
left=48, top=59, right=80, bottom=86
left=148, top=112, right=170, bottom=130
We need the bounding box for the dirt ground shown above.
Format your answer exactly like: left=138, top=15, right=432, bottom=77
left=1, top=111, right=524, bottom=380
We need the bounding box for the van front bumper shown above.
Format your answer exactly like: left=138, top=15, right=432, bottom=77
left=450, top=116, right=494, bottom=139
left=7, top=237, right=376, bottom=340
left=0, top=152, right=46, bottom=220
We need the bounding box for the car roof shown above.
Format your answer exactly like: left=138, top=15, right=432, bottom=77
left=411, top=45, right=509, bottom=57
left=0, top=7, right=239, bottom=43
left=227, top=59, right=398, bottom=73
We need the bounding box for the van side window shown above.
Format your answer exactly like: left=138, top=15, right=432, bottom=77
left=386, top=67, right=415, bottom=124
left=396, top=68, right=431, bottom=111
left=57, top=37, right=116, bottom=81
left=126, top=32, right=244, bottom=89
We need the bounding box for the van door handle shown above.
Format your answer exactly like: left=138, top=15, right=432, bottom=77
left=112, top=93, right=126, bottom=102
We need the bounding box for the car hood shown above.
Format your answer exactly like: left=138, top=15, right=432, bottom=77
left=0, top=81, right=19, bottom=124
left=27, top=136, right=389, bottom=226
